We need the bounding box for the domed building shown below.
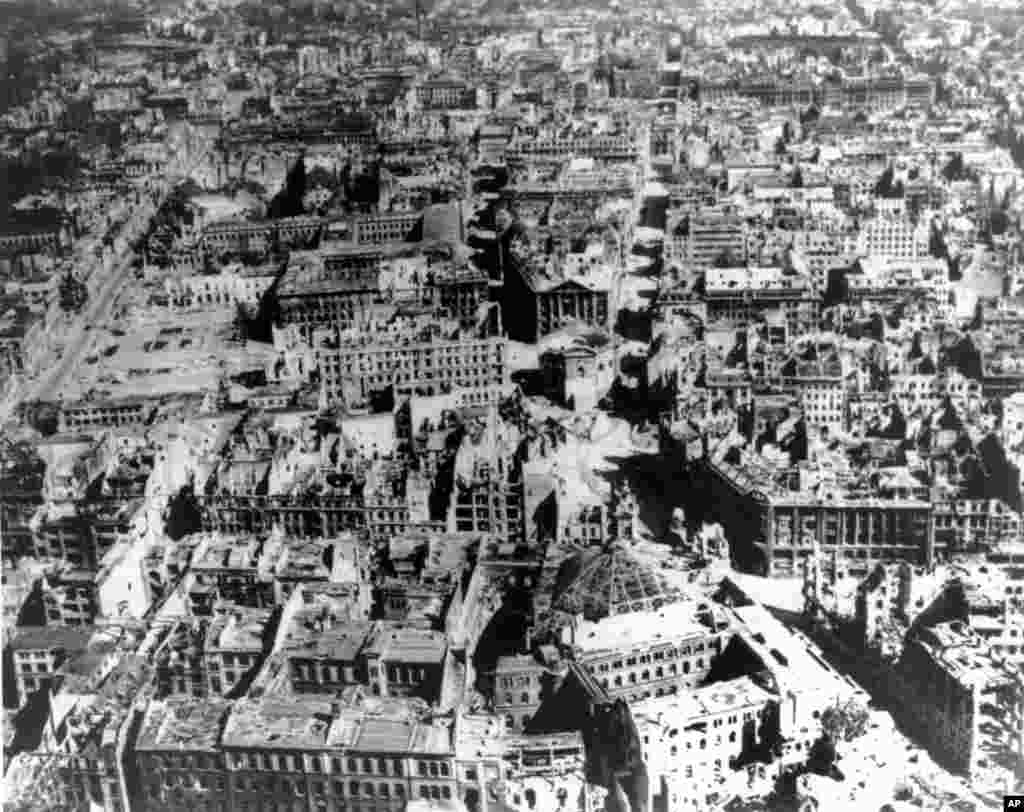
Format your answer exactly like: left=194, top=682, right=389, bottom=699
left=539, top=541, right=733, bottom=706
left=550, top=542, right=686, bottom=622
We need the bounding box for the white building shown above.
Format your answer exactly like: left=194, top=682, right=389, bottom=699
left=857, top=214, right=929, bottom=261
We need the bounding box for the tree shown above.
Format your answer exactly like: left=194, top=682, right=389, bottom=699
left=820, top=698, right=870, bottom=743
left=807, top=734, right=837, bottom=775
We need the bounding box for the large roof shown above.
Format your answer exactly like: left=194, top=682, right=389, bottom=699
left=552, top=543, right=685, bottom=622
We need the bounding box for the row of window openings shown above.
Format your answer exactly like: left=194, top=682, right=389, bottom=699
left=20, top=661, right=53, bottom=673
left=225, top=777, right=449, bottom=800
left=671, top=732, right=739, bottom=753
left=326, top=371, right=497, bottom=387
left=599, top=659, right=705, bottom=687
left=229, top=754, right=450, bottom=778
left=61, top=787, right=121, bottom=811
left=593, top=642, right=713, bottom=671
left=162, top=655, right=254, bottom=667
left=157, top=774, right=446, bottom=798
left=323, top=354, right=499, bottom=369
left=294, top=297, right=481, bottom=315
left=291, top=664, right=428, bottom=684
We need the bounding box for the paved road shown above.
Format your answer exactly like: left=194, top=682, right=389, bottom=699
left=4, top=137, right=210, bottom=416
left=29, top=247, right=137, bottom=404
